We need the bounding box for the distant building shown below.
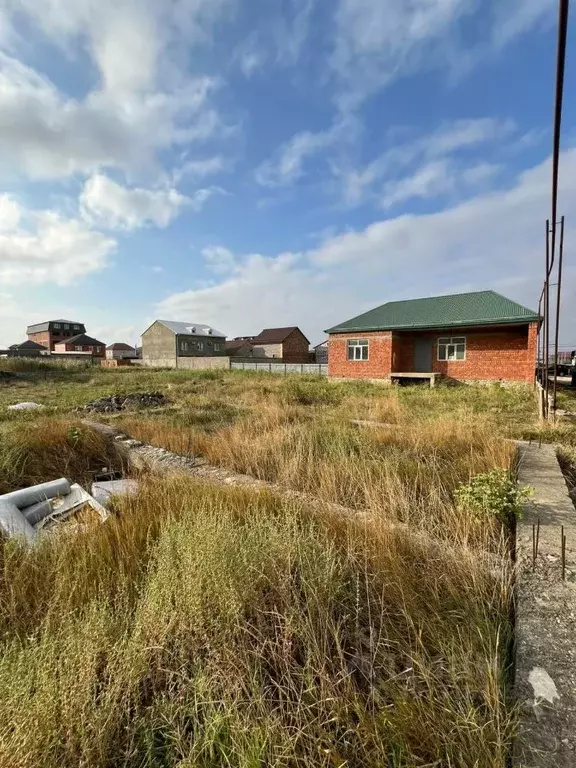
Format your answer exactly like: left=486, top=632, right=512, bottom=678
left=141, top=320, right=227, bottom=363
left=313, top=340, right=328, bottom=364
left=54, top=333, right=106, bottom=357
left=8, top=340, right=48, bottom=357
left=251, top=327, right=310, bottom=363
left=225, top=339, right=255, bottom=357
left=27, top=320, right=86, bottom=351
left=106, top=343, right=137, bottom=360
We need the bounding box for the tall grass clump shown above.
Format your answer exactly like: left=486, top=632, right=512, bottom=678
left=0, top=419, right=126, bottom=494
left=0, top=477, right=515, bottom=767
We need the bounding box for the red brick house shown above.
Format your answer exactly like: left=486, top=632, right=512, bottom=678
left=325, top=290, right=540, bottom=384
left=251, top=327, right=310, bottom=363
left=27, top=319, right=86, bottom=351
left=54, top=333, right=106, bottom=358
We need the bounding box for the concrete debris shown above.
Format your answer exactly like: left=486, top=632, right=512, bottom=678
left=7, top=402, right=44, bottom=411
left=529, top=667, right=560, bottom=706
left=91, top=479, right=140, bottom=507
left=0, top=478, right=108, bottom=544
left=81, top=392, right=168, bottom=413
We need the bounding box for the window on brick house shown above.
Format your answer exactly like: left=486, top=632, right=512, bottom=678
left=438, top=337, right=466, bottom=361
left=181, top=342, right=189, bottom=351
left=347, top=339, right=369, bottom=361
left=75, top=346, right=82, bottom=351
left=53, top=323, right=60, bottom=329
left=214, top=343, right=221, bottom=352
left=197, top=341, right=204, bottom=351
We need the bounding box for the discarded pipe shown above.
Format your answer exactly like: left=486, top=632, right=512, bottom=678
left=21, top=499, right=54, bottom=526
left=3, top=478, right=71, bottom=508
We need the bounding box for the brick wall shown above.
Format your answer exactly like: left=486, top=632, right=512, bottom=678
left=57, top=342, right=105, bottom=357
left=328, top=323, right=538, bottom=383
left=430, top=324, right=536, bottom=382
left=282, top=330, right=310, bottom=363
left=28, top=331, right=52, bottom=350
left=328, top=331, right=393, bottom=379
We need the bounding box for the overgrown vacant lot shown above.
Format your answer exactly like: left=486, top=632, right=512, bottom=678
left=0, top=362, right=550, bottom=766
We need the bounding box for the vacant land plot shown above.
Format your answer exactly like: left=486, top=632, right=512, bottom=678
left=0, top=361, right=561, bottom=767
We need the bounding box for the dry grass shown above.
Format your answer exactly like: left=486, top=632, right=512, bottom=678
left=0, top=371, right=529, bottom=766
left=0, top=418, right=126, bottom=495
left=0, top=478, right=515, bottom=767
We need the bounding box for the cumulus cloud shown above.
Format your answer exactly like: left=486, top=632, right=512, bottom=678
left=157, top=148, right=576, bottom=343
left=0, top=196, right=115, bottom=285
left=79, top=174, right=214, bottom=230
left=0, top=0, right=231, bottom=181
left=0, top=194, right=21, bottom=231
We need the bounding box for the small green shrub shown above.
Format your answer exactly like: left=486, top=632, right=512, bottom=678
left=455, top=469, right=531, bottom=525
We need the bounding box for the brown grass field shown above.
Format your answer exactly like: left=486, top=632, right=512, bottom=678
left=0, top=362, right=559, bottom=767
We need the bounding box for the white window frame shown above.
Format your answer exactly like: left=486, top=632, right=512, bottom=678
left=53, top=323, right=60, bottom=329
left=214, top=343, right=221, bottom=352
left=64, top=324, right=69, bottom=330
left=197, top=341, right=204, bottom=351
left=75, top=345, right=83, bottom=351
left=181, top=341, right=189, bottom=352
left=437, top=336, right=466, bottom=362
left=347, top=338, right=369, bottom=361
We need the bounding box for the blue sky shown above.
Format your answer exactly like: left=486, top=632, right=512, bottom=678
left=0, top=0, right=575, bottom=347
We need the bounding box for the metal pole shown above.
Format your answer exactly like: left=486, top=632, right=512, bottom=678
left=549, top=0, right=570, bottom=275
left=537, top=295, right=543, bottom=382
left=553, top=215, right=565, bottom=416
left=544, top=220, right=550, bottom=418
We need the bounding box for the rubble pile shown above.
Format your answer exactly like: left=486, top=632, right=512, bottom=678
left=82, top=392, right=168, bottom=413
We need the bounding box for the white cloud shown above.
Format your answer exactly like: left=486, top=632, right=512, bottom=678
left=0, top=0, right=232, bottom=181
left=341, top=117, right=516, bottom=205
left=157, top=148, right=576, bottom=343
left=0, top=194, right=21, bottom=231
left=80, top=174, right=217, bottom=230
left=172, top=156, right=226, bottom=184
left=256, top=115, right=359, bottom=187
left=0, top=196, right=115, bottom=285
left=381, top=160, right=453, bottom=209
left=331, top=0, right=555, bottom=110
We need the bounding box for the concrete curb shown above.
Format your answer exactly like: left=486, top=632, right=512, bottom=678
left=515, top=442, right=576, bottom=766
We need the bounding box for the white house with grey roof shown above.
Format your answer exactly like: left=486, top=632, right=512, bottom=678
left=141, top=320, right=227, bottom=365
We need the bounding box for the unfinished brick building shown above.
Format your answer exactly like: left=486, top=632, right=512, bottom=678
left=326, top=290, right=539, bottom=385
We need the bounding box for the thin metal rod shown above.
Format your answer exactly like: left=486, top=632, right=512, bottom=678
left=537, top=295, right=543, bottom=382
left=561, top=525, right=566, bottom=581
left=536, top=519, right=540, bottom=561
left=553, top=215, right=565, bottom=415
left=549, top=0, right=570, bottom=275
left=544, top=220, right=550, bottom=417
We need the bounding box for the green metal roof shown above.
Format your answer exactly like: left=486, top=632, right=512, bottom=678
left=325, top=290, right=540, bottom=334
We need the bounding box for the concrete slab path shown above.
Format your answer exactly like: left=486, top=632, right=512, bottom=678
left=515, top=442, right=576, bottom=766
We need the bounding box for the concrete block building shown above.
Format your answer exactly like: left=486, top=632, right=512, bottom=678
left=141, top=320, right=226, bottom=366
left=326, top=290, right=539, bottom=384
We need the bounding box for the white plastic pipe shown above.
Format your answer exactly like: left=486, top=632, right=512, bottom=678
left=0, top=502, right=36, bottom=543
left=2, top=478, right=70, bottom=508
left=21, top=499, right=53, bottom=526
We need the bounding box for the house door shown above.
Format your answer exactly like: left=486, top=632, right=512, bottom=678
left=413, top=338, right=432, bottom=372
